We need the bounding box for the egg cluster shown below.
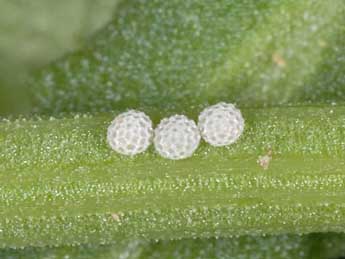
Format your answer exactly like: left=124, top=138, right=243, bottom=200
left=107, top=102, right=244, bottom=160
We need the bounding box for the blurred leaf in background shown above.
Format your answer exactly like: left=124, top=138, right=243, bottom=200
left=25, top=0, right=345, bottom=116
left=0, top=0, right=120, bottom=115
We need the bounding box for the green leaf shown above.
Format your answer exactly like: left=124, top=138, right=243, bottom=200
left=27, top=0, right=345, bottom=115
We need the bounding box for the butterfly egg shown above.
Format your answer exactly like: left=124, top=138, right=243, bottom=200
left=154, top=115, right=201, bottom=160
left=107, top=110, right=153, bottom=156
left=198, top=102, right=244, bottom=146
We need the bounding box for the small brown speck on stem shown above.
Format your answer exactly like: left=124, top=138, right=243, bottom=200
left=258, top=149, right=273, bottom=170
left=111, top=213, right=121, bottom=221
left=272, top=53, right=286, bottom=68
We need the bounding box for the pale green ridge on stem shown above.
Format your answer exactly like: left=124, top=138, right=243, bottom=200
left=0, top=106, right=345, bottom=247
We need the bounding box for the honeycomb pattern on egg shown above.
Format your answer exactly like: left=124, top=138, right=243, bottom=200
left=154, top=115, right=200, bottom=160
left=198, top=102, right=244, bottom=146
left=107, top=110, right=153, bottom=155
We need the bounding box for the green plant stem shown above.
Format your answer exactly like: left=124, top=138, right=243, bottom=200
left=1, top=105, right=345, bottom=247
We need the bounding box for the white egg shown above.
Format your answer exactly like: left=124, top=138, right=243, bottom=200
left=154, top=115, right=200, bottom=160
left=198, top=102, right=244, bottom=146
left=107, top=110, right=153, bottom=155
